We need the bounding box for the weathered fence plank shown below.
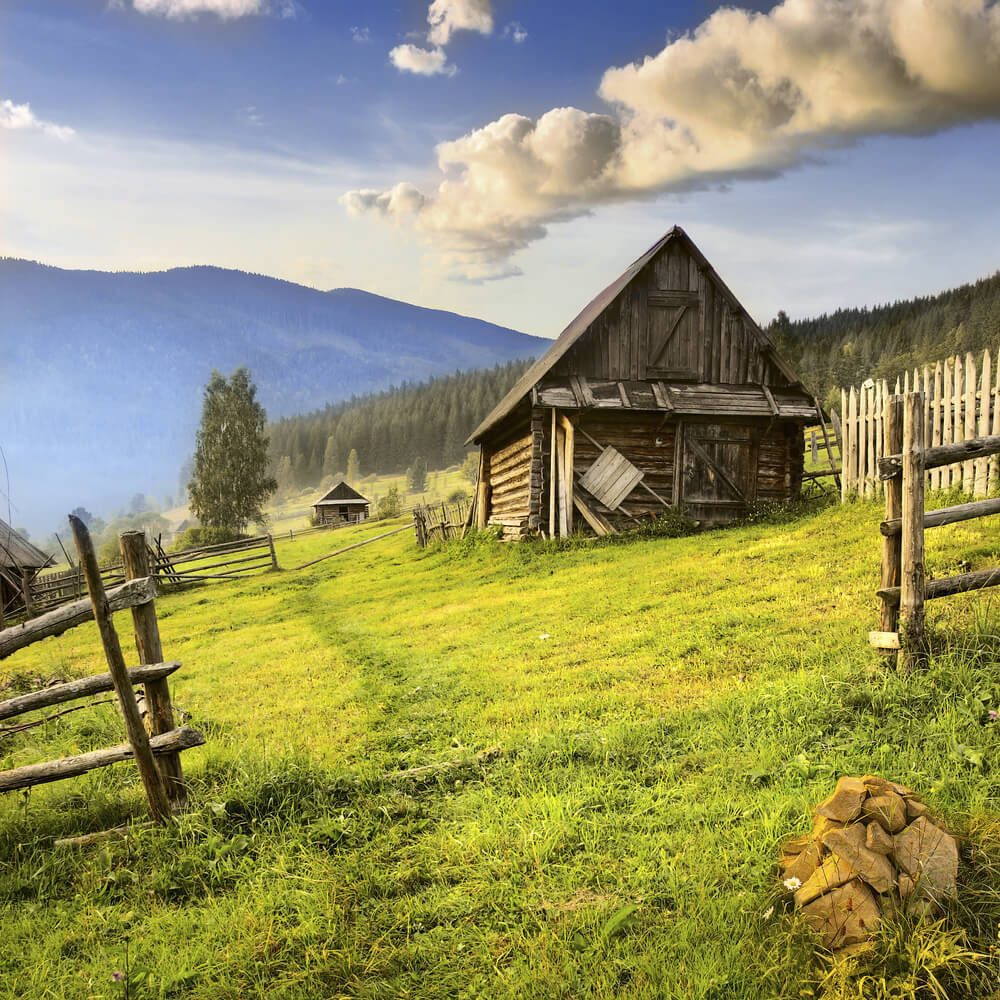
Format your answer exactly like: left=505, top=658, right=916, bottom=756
left=69, top=516, right=172, bottom=823
left=0, top=577, right=156, bottom=660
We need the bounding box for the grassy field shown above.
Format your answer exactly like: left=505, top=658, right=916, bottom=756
left=3, top=498, right=1000, bottom=998
left=172, top=466, right=472, bottom=537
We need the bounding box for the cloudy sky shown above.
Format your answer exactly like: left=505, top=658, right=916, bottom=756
left=3, top=0, right=1000, bottom=336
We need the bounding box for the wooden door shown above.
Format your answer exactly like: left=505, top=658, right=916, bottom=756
left=680, top=422, right=758, bottom=521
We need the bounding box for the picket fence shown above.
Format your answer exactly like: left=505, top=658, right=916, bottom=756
left=840, top=348, right=1000, bottom=500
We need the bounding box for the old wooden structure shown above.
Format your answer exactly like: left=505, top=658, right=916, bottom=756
left=466, top=227, right=819, bottom=539
left=0, top=517, right=53, bottom=625
left=312, top=482, right=371, bottom=526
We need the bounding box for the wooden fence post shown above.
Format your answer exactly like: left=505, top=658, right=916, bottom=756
left=900, top=393, right=926, bottom=669
left=119, top=531, right=185, bottom=807
left=21, top=569, right=36, bottom=619
left=267, top=534, right=279, bottom=571
left=70, top=517, right=172, bottom=823
left=879, top=396, right=904, bottom=659
left=964, top=352, right=977, bottom=493
left=839, top=389, right=848, bottom=502
left=976, top=351, right=991, bottom=497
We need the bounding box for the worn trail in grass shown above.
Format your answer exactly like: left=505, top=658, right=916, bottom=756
left=3, top=503, right=1000, bottom=998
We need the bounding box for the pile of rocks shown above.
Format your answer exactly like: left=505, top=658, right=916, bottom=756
left=779, top=775, right=959, bottom=953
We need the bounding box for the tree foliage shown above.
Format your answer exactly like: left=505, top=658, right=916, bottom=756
left=188, top=368, right=277, bottom=533
left=768, top=270, right=1000, bottom=413
left=266, top=360, right=531, bottom=491
left=376, top=486, right=402, bottom=519
left=406, top=457, right=427, bottom=494
left=346, top=449, right=360, bottom=484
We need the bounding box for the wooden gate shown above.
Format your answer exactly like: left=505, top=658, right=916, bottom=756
left=680, top=422, right=757, bottom=521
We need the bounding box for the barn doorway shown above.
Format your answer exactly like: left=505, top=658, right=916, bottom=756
left=680, top=423, right=758, bottom=521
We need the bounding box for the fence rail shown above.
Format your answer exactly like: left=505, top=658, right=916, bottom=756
left=26, top=534, right=279, bottom=617
left=841, top=348, right=1000, bottom=500
left=0, top=524, right=205, bottom=826
left=872, top=391, right=1000, bottom=667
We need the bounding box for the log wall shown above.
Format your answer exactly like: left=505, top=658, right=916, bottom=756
left=483, top=415, right=533, bottom=541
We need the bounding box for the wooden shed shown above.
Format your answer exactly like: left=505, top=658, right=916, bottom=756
left=312, top=482, right=371, bottom=526
left=0, top=518, right=52, bottom=625
left=466, top=227, right=819, bottom=539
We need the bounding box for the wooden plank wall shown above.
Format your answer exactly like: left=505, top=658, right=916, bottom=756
left=841, top=348, right=1000, bottom=500
left=570, top=411, right=678, bottom=522
left=550, top=240, right=790, bottom=388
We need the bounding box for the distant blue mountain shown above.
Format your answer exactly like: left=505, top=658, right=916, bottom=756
left=0, top=259, right=545, bottom=533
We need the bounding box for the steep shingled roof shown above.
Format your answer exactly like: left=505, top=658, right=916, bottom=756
left=466, top=226, right=807, bottom=445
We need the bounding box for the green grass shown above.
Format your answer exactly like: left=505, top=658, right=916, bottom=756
left=3, top=502, right=1000, bottom=998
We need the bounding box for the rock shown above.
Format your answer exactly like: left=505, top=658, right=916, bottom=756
left=794, top=854, right=858, bottom=907
left=865, top=821, right=893, bottom=855
left=906, top=799, right=930, bottom=820
left=801, top=879, right=881, bottom=950
left=862, top=792, right=907, bottom=833
left=817, top=777, right=868, bottom=823
left=894, top=817, right=959, bottom=904
left=898, top=873, right=915, bottom=899
left=822, top=823, right=895, bottom=894
left=782, top=842, right=823, bottom=884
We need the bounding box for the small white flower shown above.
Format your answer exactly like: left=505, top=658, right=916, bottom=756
left=783, top=877, right=802, bottom=891
left=762, top=905, right=775, bottom=920
left=539, top=633, right=551, bottom=640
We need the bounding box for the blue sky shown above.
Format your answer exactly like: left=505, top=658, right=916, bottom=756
left=3, top=0, right=1000, bottom=339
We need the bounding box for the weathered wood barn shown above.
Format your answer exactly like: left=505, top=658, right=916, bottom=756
left=312, top=482, right=371, bottom=525
left=466, top=227, right=819, bottom=540
left=0, top=517, right=52, bottom=625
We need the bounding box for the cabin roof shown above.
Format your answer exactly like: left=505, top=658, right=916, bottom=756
left=466, top=226, right=809, bottom=445
left=313, top=481, right=371, bottom=506
left=0, top=518, right=51, bottom=570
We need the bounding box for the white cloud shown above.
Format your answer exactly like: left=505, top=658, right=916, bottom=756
left=427, top=0, right=493, bottom=46
left=389, top=44, right=456, bottom=77
left=130, top=0, right=267, bottom=17
left=347, top=0, right=1000, bottom=279
left=351, top=25, right=371, bottom=43
left=503, top=21, right=527, bottom=44
left=0, top=99, right=75, bottom=141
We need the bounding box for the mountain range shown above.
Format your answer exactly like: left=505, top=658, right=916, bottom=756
left=1, top=259, right=546, bottom=534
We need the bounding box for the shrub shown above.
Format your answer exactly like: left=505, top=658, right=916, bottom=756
left=377, top=486, right=402, bottom=519
left=171, top=525, right=245, bottom=552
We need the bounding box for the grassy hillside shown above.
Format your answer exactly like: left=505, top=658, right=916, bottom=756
left=3, top=502, right=1000, bottom=998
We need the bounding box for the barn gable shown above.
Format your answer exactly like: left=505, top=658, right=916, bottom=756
left=467, top=227, right=805, bottom=446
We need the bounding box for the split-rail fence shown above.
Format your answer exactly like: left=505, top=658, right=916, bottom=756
left=871, top=391, right=1000, bottom=668
left=0, top=523, right=205, bottom=826
left=23, top=534, right=279, bottom=620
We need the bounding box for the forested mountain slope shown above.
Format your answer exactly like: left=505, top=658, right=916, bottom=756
left=267, top=361, right=532, bottom=488
left=768, top=270, right=1000, bottom=409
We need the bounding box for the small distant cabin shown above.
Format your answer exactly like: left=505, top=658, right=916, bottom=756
left=0, top=518, right=52, bottom=625
left=466, top=227, right=819, bottom=540
left=312, top=482, right=371, bottom=526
